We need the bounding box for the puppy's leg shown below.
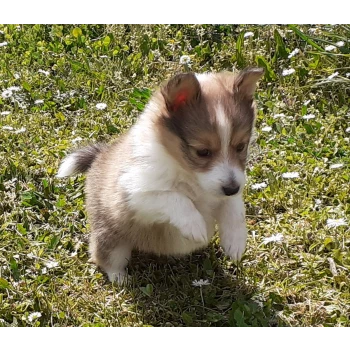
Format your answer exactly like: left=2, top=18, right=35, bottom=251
left=90, top=238, right=132, bottom=284
left=105, top=243, right=132, bottom=283
left=217, top=194, right=247, bottom=262
left=130, top=192, right=207, bottom=243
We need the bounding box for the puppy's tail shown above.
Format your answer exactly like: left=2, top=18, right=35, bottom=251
left=56, top=144, right=105, bottom=178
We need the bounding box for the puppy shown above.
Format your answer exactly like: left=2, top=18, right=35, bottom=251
left=57, top=67, right=264, bottom=283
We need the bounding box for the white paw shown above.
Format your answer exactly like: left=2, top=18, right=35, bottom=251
left=178, top=213, right=208, bottom=243
left=107, top=270, right=129, bottom=284
left=221, top=226, right=247, bottom=262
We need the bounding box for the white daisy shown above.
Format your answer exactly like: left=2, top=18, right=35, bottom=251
left=328, top=72, right=339, bottom=80
left=8, top=86, right=21, bottom=92
left=14, top=73, right=20, bottom=79
left=273, top=113, right=285, bottom=119
left=179, top=55, right=191, bottom=65
left=34, top=99, right=44, bottom=105
left=96, top=103, right=107, bottom=110
left=2, top=126, right=14, bottom=131
left=38, top=69, right=50, bottom=76
left=28, top=312, right=42, bottom=322
left=251, top=182, right=267, bottom=190
left=325, top=45, right=336, bottom=51
left=326, top=218, right=347, bottom=228
left=0, top=41, right=8, bottom=47
left=1, top=111, right=11, bottom=116
left=288, top=48, right=300, bottom=58
left=244, top=32, right=254, bottom=38
left=282, top=172, right=299, bottom=179
left=303, top=100, right=311, bottom=106
left=45, top=260, right=59, bottom=269
left=302, top=114, right=315, bottom=120
left=14, top=127, right=26, bottom=134
left=192, top=279, right=210, bottom=287
left=329, top=163, right=343, bottom=169
left=346, top=127, right=350, bottom=133
left=261, top=126, right=272, bottom=132
left=282, top=68, right=295, bottom=76
left=262, top=233, right=283, bottom=244
left=335, top=41, right=344, bottom=47
left=1, top=90, right=13, bottom=99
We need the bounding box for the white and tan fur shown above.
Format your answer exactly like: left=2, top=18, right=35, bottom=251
left=57, top=68, right=264, bottom=283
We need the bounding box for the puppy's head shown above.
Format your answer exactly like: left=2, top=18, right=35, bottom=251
left=155, top=68, right=264, bottom=198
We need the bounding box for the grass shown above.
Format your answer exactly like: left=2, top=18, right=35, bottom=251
left=0, top=24, right=349, bottom=327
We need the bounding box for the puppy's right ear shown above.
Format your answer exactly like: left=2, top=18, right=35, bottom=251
left=161, top=73, right=201, bottom=112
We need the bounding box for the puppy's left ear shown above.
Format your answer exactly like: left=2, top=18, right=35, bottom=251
left=234, top=67, right=264, bottom=98
left=161, top=73, right=201, bottom=112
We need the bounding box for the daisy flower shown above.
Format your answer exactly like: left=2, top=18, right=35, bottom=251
left=251, top=182, right=267, bottom=190
left=302, top=114, right=315, bottom=120
left=328, top=72, right=339, bottom=80
left=282, top=68, right=295, bottom=76
left=326, top=218, right=347, bottom=228
left=288, top=48, right=300, bottom=58
left=261, top=126, right=272, bottom=132
left=282, top=172, right=299, bottom=179
left=329, top=163, right=343, bottom=169
left=34, top=99, right=44, bottom=105
left=262, top=233, right=283, bottom=244
left=0, top=41, right=8, bottom=47
left=14, top=127, right=26, bottom=134
left=192, top=279, right=210, bottom=287
left=38, top=69, right=50, bottom=76
left=1, top=111, right=11, bottom=116
left=96, top=103, right=107, bottom=110
left=325, top=45, right=336, bottom=51
left=1, top=90, right=13, bottom=99
left=244, top=32, right=254, bottom=38
left=45, top=260, right=59, bottom=269
left=336, top=41, right=345, bottom=47
left=28, top=312, right=42, bottom=322
left=179, top=55, right=191, bottom=65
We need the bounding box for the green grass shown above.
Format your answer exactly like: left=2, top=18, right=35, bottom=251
left=0, top=24, right=349, bottom=327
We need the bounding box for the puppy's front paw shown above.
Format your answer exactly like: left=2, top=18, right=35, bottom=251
left=179, top=213, right=208, bottom=243
left=107, top=270, right=129, bottom=285
left=221, top=225, right=247, bottom=262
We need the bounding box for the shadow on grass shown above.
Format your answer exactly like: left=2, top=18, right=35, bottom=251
left=110, top=245, right=286, bottom=327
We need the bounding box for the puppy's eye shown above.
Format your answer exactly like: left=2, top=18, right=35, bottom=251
left=236, top=143, right=246, bottom=152
left=196, top=149, right=212, bottom=157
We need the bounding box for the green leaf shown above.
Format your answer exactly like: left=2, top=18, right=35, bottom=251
left=303, top=124, right=315, bottom=134
left=255, top=56, right=276, bottom=81
left=72, top=27, right=82, bottom=38
left=0, top=277, right=10, bottom=290
left=274, top=29, right=288, bottom=60
left=103, top=36, right=111, bottom=47
left=288, top=25, right=324, bottom=51
left=140, top=284, right=153, bottom=296
left=22, top=81, right=31, bottom=92
left=182, top=312, right=193, bottom=326
left=236, top=32, right=245, bottom=68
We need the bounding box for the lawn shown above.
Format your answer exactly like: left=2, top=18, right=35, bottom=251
left=0, top=24, right=349, bottom=327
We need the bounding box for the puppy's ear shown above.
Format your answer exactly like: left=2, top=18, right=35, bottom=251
left=161, top=73, right=201, bottom=112
left=233, top=67, right=264, bottom=99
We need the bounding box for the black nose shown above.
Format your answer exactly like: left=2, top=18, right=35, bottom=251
left=222, top=185, right=240, bottom=196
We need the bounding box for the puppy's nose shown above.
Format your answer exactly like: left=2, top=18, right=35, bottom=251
left=222, top=185, right=240, bottom=196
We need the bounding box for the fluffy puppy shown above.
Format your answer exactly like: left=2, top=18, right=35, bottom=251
left=57, top=67, right=264, bottom=283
